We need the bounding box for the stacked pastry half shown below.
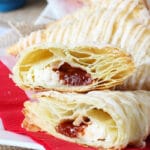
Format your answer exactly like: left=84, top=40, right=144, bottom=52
left=10, top=0, right=150, bottom=149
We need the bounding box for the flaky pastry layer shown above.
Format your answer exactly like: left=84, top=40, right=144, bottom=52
left=12, top=44, right=134, bottom=92
left=22, top=90, right=150, bottom=149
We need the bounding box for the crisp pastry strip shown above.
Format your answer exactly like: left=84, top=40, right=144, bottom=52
left=22, top=90, right=150, bottom=150
left=12, top=44, right=134, bottom=92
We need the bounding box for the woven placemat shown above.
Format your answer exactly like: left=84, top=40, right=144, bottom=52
left=0, top=145, right=34, bottom=150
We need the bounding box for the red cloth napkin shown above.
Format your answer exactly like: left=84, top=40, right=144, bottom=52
left=0, top=61, right=149, bottom=150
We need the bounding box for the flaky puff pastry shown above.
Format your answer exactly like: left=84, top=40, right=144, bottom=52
left=22, top=90, right=150, bottom=150
left=7, top=0, right=149, bottom=56
left=12, top=44, right=134, bottom=92
left=8, top=0, right=150, bottom=90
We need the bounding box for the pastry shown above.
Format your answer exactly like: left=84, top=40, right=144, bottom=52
left=8, top=0, right=150, bottom=90
left=12, top=43, right=134, bottom=92
left=7, top=0, right=149, bottom=56
left=7, top=29, right=48, bottom=56
left=22, top=90, right=150, bottom=149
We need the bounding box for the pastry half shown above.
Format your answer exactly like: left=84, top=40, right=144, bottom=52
left=7, top=0, right=150, bottom=90
left=12, top=44, right=134, bottom=92
left=22, top=90, right=150, bottom=149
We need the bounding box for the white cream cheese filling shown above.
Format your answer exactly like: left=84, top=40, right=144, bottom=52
left=79, top=120, right=107, bottom=142
left=78, top=110, right=117, bottom=144
left=25, top=66, right=60, bottom=87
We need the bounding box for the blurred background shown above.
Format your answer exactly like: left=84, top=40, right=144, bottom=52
left=0, top=0, right=47, bottom=55
left=0, top=0, right=84, bottom=54
left=0, top=0, right=46, bottom=24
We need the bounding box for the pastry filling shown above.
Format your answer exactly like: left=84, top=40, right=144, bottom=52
left=56, top=110, right=117, bottom=143
left=56, top=117, right=91, bottom=138
left=54, top=62, right=92, bottom=86
left=25, top=62, right=92, bottom=87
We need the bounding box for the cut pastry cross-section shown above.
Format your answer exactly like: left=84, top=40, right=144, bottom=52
left=22, top=90, right=150, bottom=149
left=12, top=44, right=134, bottom=92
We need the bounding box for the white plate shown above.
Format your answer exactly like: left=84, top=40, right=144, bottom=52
left=0, top=119, right=45, bottom=149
